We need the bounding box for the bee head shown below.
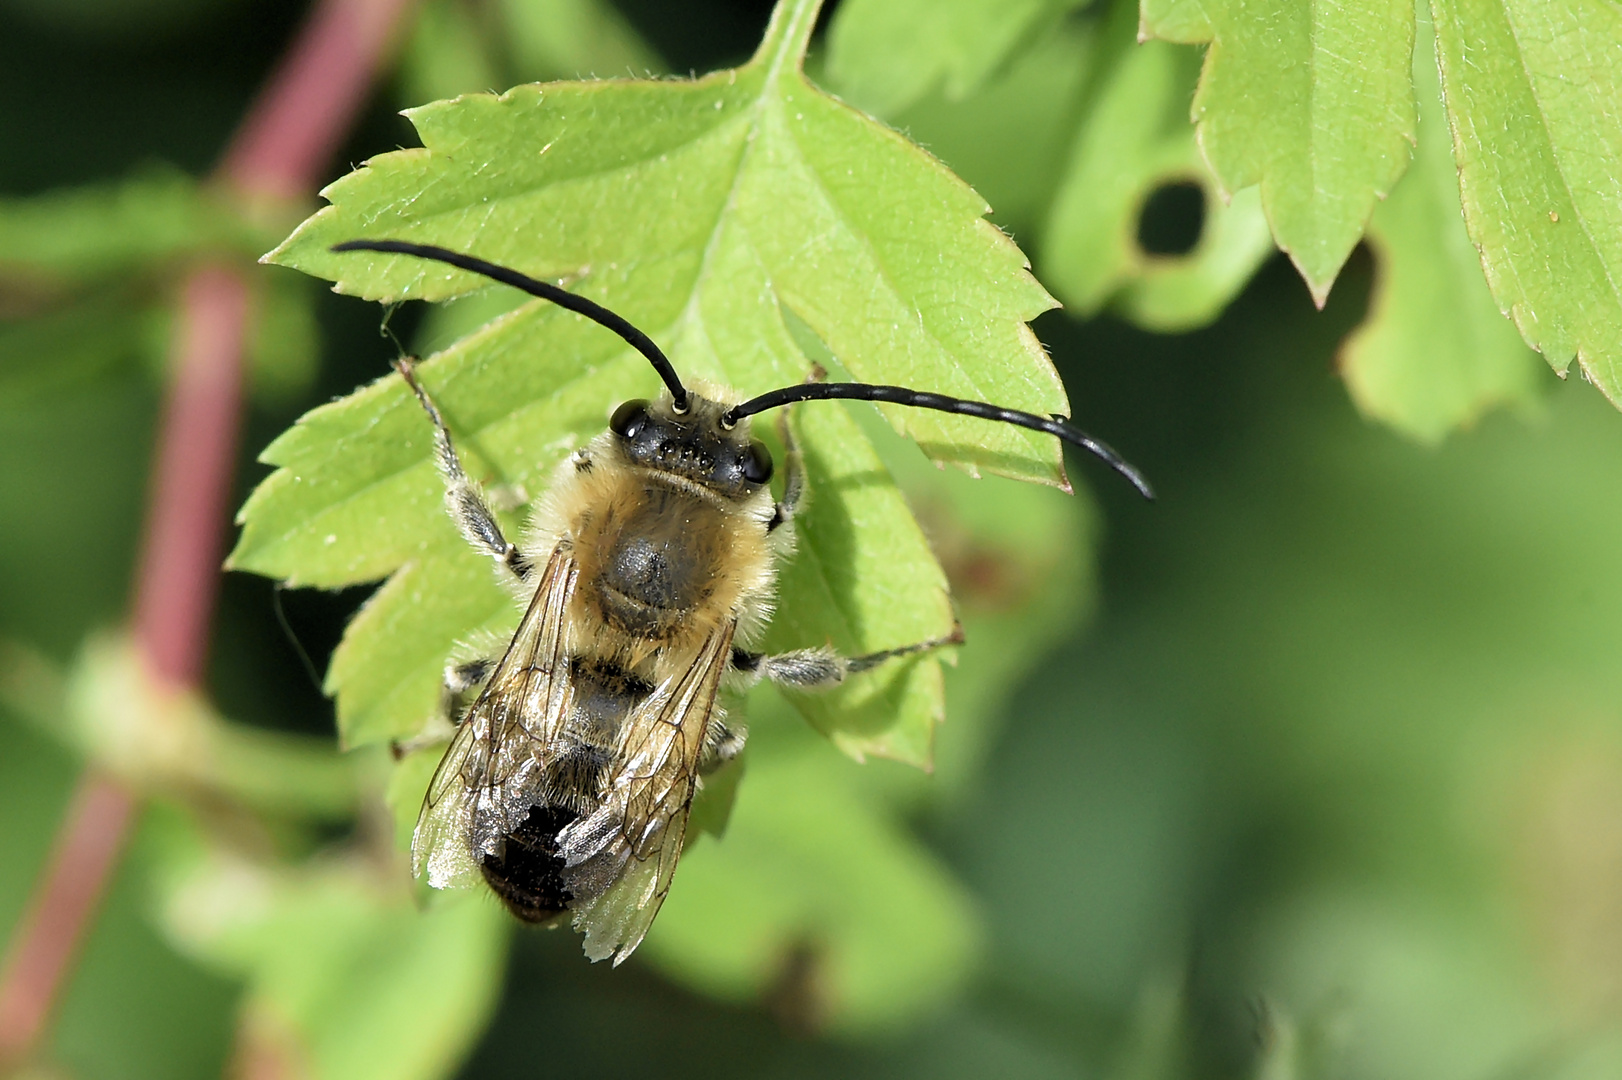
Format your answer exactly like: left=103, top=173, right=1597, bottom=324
left=608, top=391, right=773, bottom=498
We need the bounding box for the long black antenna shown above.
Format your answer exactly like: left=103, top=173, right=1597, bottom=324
left=725, top=383, right=1154, bottom=500
left=330, top=239, right=689, bottom=407
left=332, top=239, right=1151, bottom=499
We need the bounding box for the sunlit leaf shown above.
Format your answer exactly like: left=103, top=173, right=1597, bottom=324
left=1339, top=11, right=1543, bottom=442
left=1043, top=6, right=1273, bottom=331
left=237, top=0, right=1073, bottom=763
left=1140, top=0, right=1417, bottom=304
left=1429, top=0, right=1622, bottom=404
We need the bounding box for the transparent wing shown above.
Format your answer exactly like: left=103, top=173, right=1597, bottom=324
left=560, top=619, right=736, bottom=964
left=412, top=545, right=579, bottom=889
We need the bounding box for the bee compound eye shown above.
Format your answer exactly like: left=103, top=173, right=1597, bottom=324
left=742, top=439, right=773, bottom=485
left=610, top=399, right=650, bottom=438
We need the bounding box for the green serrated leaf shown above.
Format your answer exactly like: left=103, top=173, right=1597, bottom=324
left=765, top=402, right=953, bottom=768
left=1141, top=0, right=1417, bottom=304
left=239, top=0, right=1071, bottom=760
left=1339, top=9, right=1543, bottom=442
left=826, top=0, right=1086, bottom=116
left=1044, top=4, right=1274, bottom=331
left=266, top=0, right=1067, bottom=485
left=1429, top=0, right=1622, bottom=403
left=884, top=21, right=1096, bottom=237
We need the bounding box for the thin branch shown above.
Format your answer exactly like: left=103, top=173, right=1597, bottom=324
left=132, top=264, right=252, bottom=686
left=0, top=775, right=137, bottom=1057
left=0, top=0, right=415, bottom=1068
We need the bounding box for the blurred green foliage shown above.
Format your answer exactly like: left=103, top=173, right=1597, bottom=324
left=4, top=0, right=1622, bottom=1078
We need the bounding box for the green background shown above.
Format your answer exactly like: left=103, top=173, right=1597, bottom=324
left=5, top=1, right=1622, bottom=1077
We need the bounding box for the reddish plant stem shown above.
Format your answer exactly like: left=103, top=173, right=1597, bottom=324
left=220, top=0, right=414, bottom=200
left=0, top=776, right=137, bottom=1061
left=0, top=0, right=415, bottom=1068
left=132, top=264, right=253, bottom=687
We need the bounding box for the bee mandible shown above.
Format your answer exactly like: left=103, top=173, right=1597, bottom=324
left=331, top=239, right=1153, bottom=964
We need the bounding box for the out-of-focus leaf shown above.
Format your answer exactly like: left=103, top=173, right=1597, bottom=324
left=834, top=397, right=1098, bottom=809
left=0, top=170, right=315, bottom=404
left=398, top=0, right=502, bottom=106
left=239, top=0, right=1069, bottom=764
left=640, top=699, right=981, bottom=1036
left=247, top=268, right=322, bottom=406
left=400, top=0, right=663, bottom=110
left=43, top=633, right=360, bottom=820
left=150, top=813, right=508, bottom=1080
left=887, top=23, right=1095, bottom=237
left=765, top=403, right=953, bottom=768
left=826, top=0, right=1086, bottom=116
left=0, top=167, right=263, bottom=290
left=1, top=707, right=238, bottom=1080
left=0, top=291, right=158, bottom=400
left=3, top=0, right=231, bottom=39
left=1252, top=998, right=1350, bottom=1080
left=1339, top=11, right=1542, bottom=442
left=1140, top=0, right=1417, bottom=304
left=499, top=0, right=663, bottom=81
left=50, top=813, right=240, bottom=1080
left=0, top=712, right=78, bottom=955
left=1103, top=974, right=1185, bottom=1080
left=1429, top=0, right=1622, bottom=404
left=385, top=744, right=442, bottom=853
left=1044, top=8, right=1273, bottom=331
left=687, top=748, right=745, bottom=839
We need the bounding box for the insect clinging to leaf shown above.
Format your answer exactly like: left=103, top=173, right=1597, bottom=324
left=331, top=238, right=1152, bottom=964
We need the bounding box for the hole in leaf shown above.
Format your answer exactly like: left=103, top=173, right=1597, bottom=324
left=1136, top=181, right=1206, bottom=257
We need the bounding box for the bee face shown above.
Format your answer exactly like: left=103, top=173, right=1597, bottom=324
left=609, top=393, right=774, bottom=498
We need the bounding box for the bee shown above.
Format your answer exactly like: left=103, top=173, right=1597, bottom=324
left=331, top=238, right=1153, bottom=964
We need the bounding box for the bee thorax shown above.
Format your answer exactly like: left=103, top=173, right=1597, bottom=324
left=581, top=483, right=726, bottom=640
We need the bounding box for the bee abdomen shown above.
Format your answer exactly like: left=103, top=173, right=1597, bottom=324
left=546, top=656, right=654, bottom=805
left=482, top=804, right=577, bottom=923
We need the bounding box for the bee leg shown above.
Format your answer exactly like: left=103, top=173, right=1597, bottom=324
left=390, top=656, right=494, bottom=759
left=766, top=412, right=805, bottom=534
left=731, top=622, right=965, bottom=690
left=395, top=357, right=533, bottom=581
left=443, top=657, right=495, bottom=711
left=698, top=717, right=747, bottom=775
